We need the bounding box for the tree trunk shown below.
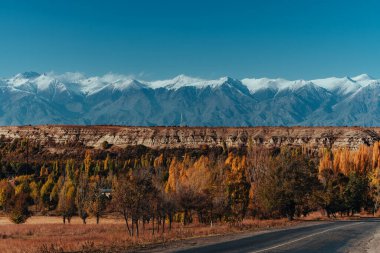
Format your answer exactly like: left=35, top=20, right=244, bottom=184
left=124, top=212, right=131, bottom=236
left=63, top=216, right=66, bottom=224
left=136, top=219, right=139, bottom=237
left=131, top=218, right=134, bottom=237
left=157, top=217, right=160, bottom=233
left=96, top=214, right=100, bottom=224
left=210, top=209, right=213, bottom=227
left=162, top=214, right=165, bottom=233
left=152, top=215, right=155, bottom=235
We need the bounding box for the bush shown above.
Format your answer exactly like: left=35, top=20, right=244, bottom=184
left=102, top=141, right=110, bottom=150
left=8, top=192, right=31, bottom=224
left=38, top=244, right=64, bottom=253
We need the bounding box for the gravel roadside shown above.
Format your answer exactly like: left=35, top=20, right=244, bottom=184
left=133, top=221, right=329, bottom=253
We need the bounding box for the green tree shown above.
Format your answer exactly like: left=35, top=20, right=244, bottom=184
left=256, top=151, right=320, bottom=220
left=316, top=169, right=347, bottom=217
left=344, top=172, right=369, bottom=215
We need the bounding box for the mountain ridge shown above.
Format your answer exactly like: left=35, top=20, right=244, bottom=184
left=1, top=72, right=379, bottom=126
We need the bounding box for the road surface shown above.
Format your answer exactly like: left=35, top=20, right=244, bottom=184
left=175, top=219, right=380, bottom=253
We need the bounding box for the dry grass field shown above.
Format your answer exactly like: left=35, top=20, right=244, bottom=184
left=0, top=216, right=302, bottom=253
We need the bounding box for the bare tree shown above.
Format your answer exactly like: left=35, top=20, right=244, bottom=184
left=113, top=170, right=156, bottom=237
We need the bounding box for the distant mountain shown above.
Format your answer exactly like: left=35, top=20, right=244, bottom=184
left=0, top=72, right=379, bottom=126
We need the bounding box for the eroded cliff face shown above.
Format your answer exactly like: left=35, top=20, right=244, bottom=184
left=0, top=125, right=379, bottom=151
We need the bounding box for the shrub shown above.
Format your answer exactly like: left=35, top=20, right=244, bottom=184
left=8, top=192, right=31, bottom=224
left=102, top=141, right=110, bottom=150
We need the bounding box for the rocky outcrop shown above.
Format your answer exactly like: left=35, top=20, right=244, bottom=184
left=0, top=125, right=379, bottom=151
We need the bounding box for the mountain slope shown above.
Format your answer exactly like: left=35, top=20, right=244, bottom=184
left=0, top=72, right=378, bottom=126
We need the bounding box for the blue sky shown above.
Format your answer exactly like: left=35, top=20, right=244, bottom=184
left=1, top=0, right=380, bottom=80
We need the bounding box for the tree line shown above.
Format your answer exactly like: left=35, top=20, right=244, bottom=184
left=0, top=137, right=380, bottom=237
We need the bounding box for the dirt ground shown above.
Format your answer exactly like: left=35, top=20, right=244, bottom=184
left=0, top=215, right=304, bottom=253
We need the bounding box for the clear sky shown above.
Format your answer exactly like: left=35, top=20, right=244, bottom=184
left=1, top=0, right=380, bottom=80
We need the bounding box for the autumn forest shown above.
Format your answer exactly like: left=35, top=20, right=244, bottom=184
left=0, top=133, right=379, bottom=242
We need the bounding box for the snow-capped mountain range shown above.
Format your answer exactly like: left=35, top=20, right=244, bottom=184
left=0, top=72, right=379, bottom=126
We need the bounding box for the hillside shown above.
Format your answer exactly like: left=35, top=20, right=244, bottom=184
left=0, top=125, right=379, bottom=151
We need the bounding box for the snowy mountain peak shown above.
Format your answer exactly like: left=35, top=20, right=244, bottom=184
left=18, top=71, right=41, bottom=79
left=149, top=74, right=203, bottom=89
left=173, top=74, right=195, bottom=81
left=1, top=71, right=380, bottom=126
left=352, top=73, right=373, bottom=82
left=218, top=76, right=243, bottom=85
left=2, top=72, right=379, bottom=97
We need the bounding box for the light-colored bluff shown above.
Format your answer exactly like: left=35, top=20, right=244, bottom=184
left=0, top=125, right=379, bottom=150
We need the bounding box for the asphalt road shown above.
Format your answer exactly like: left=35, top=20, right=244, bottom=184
left=175, top=219, right=380, bottom=253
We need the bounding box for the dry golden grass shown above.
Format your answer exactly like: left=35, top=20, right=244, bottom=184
left=0, top=216, right=300, bottom=253
left=300, top=211, right=380, bottom=221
